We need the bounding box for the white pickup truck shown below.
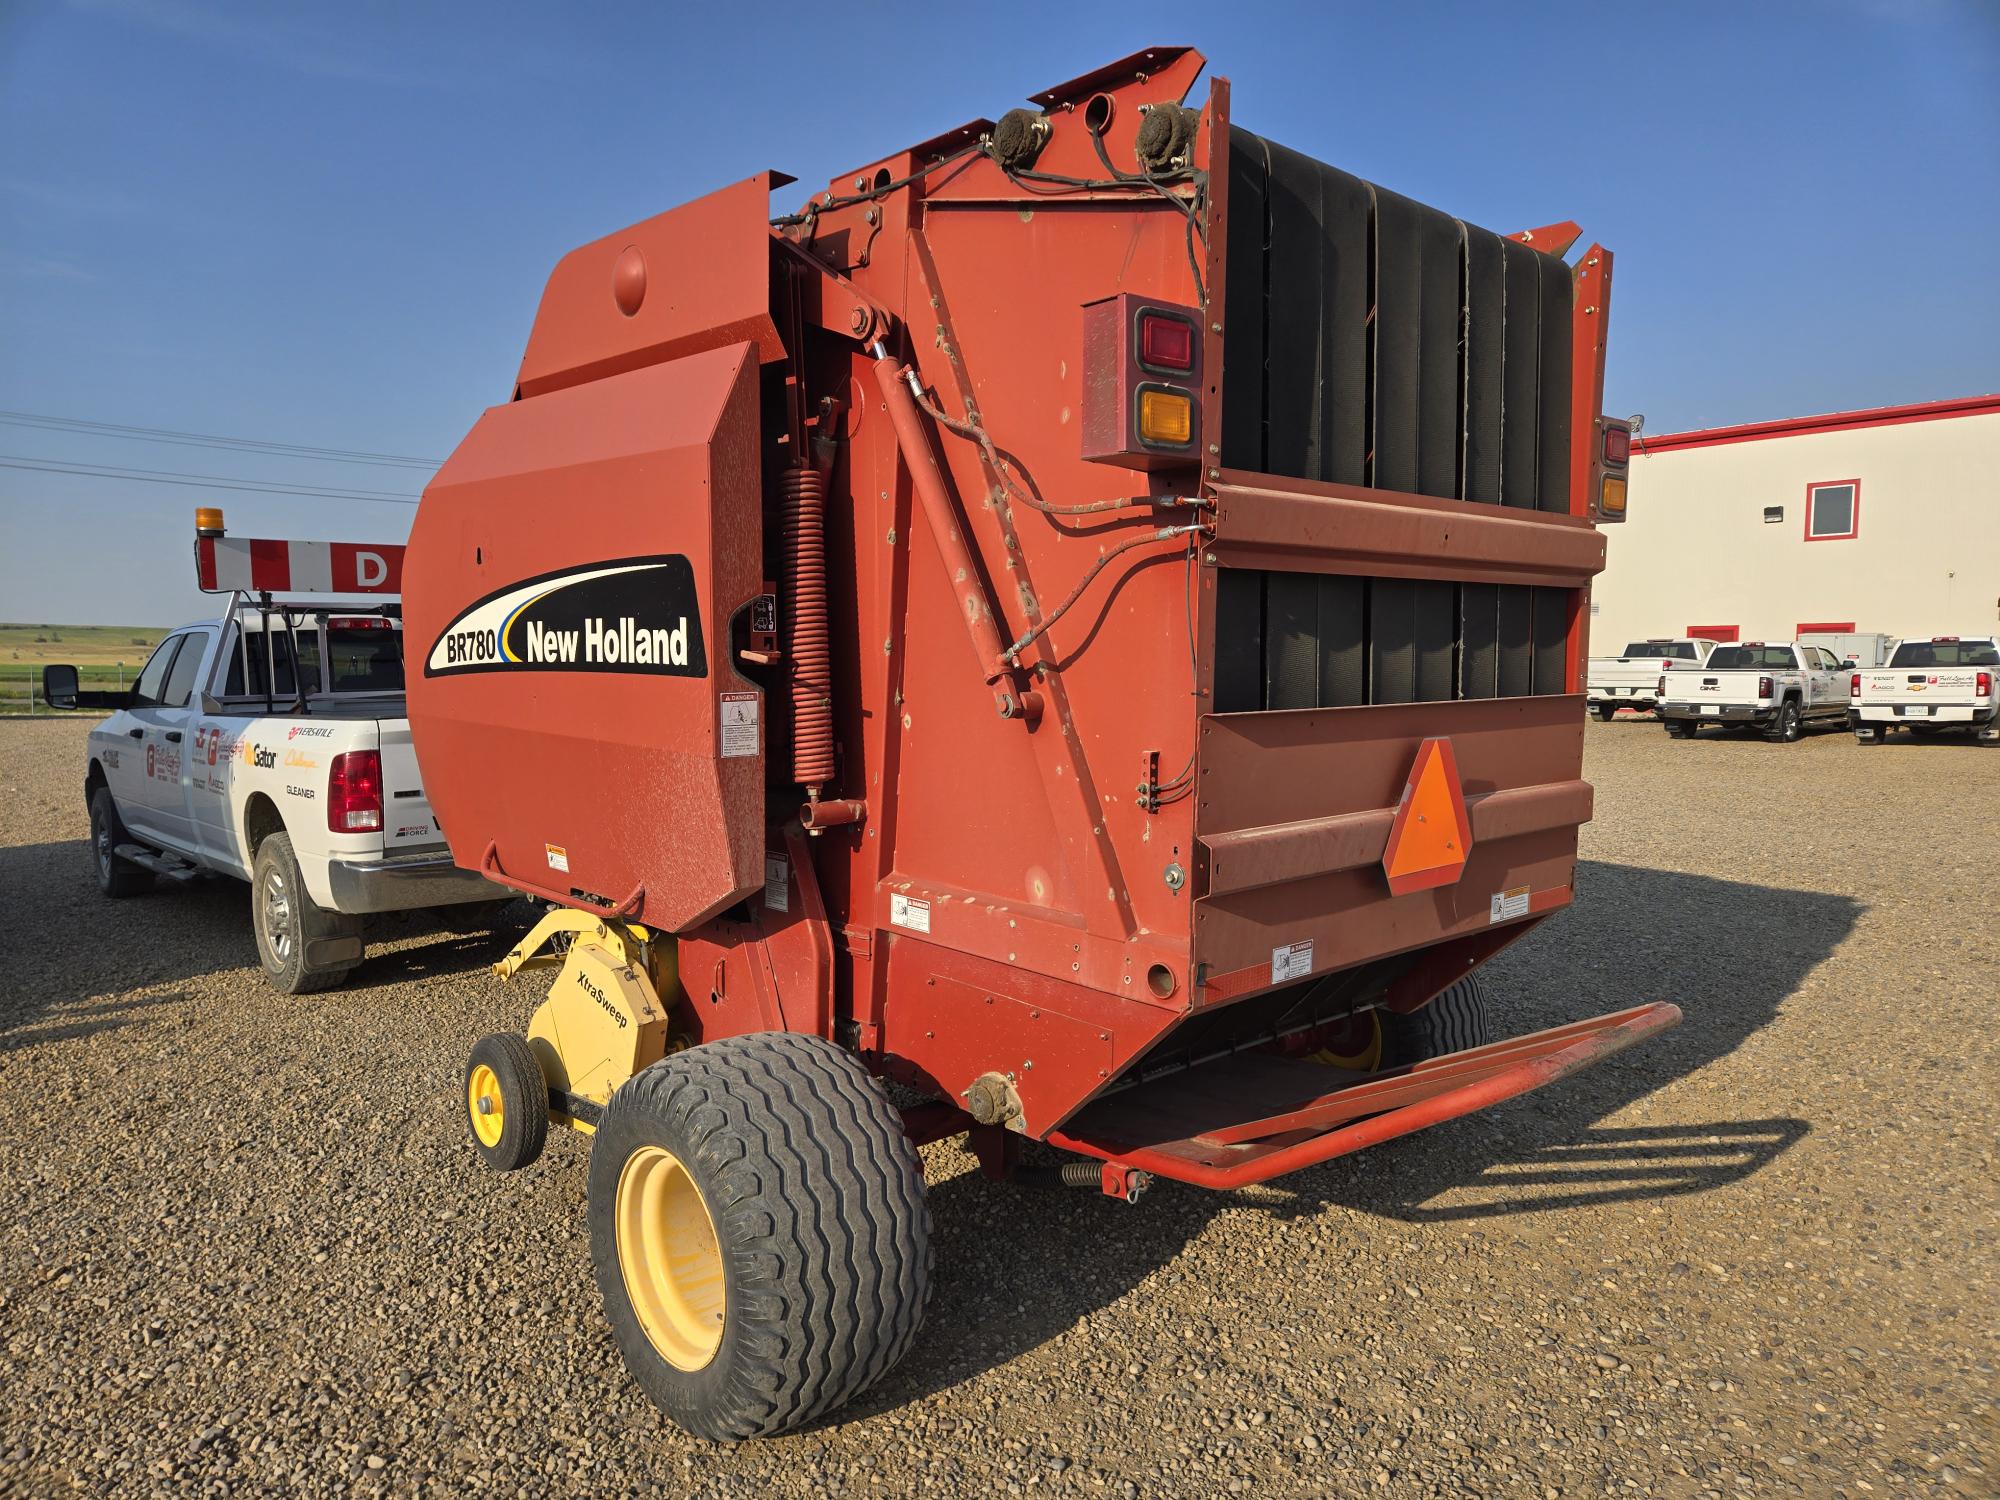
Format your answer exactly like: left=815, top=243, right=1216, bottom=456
left=1657, top=641, right=1851, bottom=743
left=1851, top=635, right=2000, bottom=745
left=1586, top=637, right=1718, bottom=719
left=44, top=595, right=504, bottom=992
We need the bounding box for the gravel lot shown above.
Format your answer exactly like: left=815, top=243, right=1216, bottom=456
left=1, top=714, right=1993, bottom=1498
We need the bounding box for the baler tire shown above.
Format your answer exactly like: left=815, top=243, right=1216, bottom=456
left=1382, top=975, right=1492, bottom=1067
left=89, top=787, right=152, bottom=898
left=250, top=832, right=361, bottom=994
left=586, top=1031, right=932, bottom=1441
left=464, top=1032, right=549, bottom=1172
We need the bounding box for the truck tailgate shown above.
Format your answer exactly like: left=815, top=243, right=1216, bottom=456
left=1860, top=668, right=1981, bottom=705
left=1679, top=669, right=1761, bottom=707
left=377, top=722, right=449, bottom=853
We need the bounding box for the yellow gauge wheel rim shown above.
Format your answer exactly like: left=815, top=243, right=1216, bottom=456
left=468, top=1064, right=506, bottom=1148
left=1310, top=1010, right=1384, bottom=1072
left=615, top=1144, right=726, bottom=1371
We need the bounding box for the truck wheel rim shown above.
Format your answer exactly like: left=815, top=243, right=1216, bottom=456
left=468, top=1064, right=505, bottom=1148
left=615, top=1144, right=725, bottom=1371
left=261, top=868, right=294, bottom=961
left=95, top=817, right=112, bottom=881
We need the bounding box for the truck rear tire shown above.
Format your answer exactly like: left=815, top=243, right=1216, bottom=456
left=1594, top=703, right=1617, bottom=722
left=1765, top=698, right=1803, bottom=743
left=1382, top=975, right=1492, bottom=1067
left=587, top=1031, right=932, bottom=1440
left=89, top=786, right=152, bottom=898
left=1664, top=719, right=1694, bottom=739
left=251, top=832, right=363, bottom=994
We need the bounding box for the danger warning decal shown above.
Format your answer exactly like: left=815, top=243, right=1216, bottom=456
left=424, top=556, right=707, bottom=678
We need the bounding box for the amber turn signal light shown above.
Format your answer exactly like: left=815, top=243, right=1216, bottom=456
left=1599, top=474, right=1627, bottom=516
left=1138, top=388, right=1193, bottom=446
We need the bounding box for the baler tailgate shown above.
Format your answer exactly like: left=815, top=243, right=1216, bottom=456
left=1047, top=1002, right=1680, bottom=1189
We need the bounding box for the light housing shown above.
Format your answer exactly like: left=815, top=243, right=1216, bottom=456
left=1757, top=675, right=1774, bottom=700
left=1979, top=671, right=1993, bottom=697
left=195, top=507, right=226, bottom=538
left=1079, top=292, right=1203, bottom=470
left=1599, top=474, right=1627, bottom=517
left=1850, top=673, right=1860, bottom=698
left=1603, top=425, right=1631, bottom=464
left=327, top=750, right=384, bottom=833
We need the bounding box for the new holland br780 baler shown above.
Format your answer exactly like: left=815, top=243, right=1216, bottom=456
left=403, top=47, right=1674, bottom=1439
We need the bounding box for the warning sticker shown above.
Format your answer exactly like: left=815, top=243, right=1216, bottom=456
left=720, top=692, right=759, bottom=758
left=764, top=854, right=790, bottom=913
left=1271, top=939, right=1315, bottom=983
left=1490, top=885, right=1531, bottom=923
left=889, top=893, right=931, bottom=934
left=545, top=843, right=570, bottom=874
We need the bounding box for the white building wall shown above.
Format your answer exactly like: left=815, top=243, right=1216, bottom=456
left=1594, top=408, right=2000, bottom=648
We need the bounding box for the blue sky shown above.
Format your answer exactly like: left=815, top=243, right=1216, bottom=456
left=3, top=0, right=1996, bottom=625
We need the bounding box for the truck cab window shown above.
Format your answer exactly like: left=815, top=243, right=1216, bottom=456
left=160, top=632, right=212, bottom=708
left=131, top=637, right=185, bottom=707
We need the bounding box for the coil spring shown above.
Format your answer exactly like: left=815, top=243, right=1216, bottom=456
left=779, top=467, right=835, bottom=789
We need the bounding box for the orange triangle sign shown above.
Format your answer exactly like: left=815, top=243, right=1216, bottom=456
left=1381, top=737, right=1473, bottom=896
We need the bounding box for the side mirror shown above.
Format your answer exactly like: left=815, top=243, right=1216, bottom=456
left=41, top=664, right=79, bottom=710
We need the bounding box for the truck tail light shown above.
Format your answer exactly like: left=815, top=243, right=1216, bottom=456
left=1979, top=671, right=1993, bottom=697
left=1757, top=675, right=1774, bottom=700
left=1603, top=425, right=1631, bottom=464
left=1138, top=310, right=1195, bottom=371
left=1657, top=675, right=1666, bottom=696
left=1850, top=673, right=1860, bottom=697
left=327, top=750, right=384, bottom=833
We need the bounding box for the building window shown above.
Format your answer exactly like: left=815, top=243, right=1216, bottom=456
left=1804, top=480, right=1859, bottom=541
left=1763, top=506, right=1784, bottom=524
left=1687, top=624, right=1739, bottom=643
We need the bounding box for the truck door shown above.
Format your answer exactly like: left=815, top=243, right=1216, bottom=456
left=136, top=627, right=216, bottom=853
left=103, top=636, right=184, bottom=841
left=1805, top=647, right=1843, bottom=713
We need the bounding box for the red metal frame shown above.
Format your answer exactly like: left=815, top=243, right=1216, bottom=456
left=1803, top=479, right=1860, bottom=541
left=1049, top=1003, right=1680, bottom=1189
left=1687, top=624, right=1740, bottom=642
left=1797, top=621, right=1856, bottom=634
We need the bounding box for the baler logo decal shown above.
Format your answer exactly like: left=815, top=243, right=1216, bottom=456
left=424, top=556, right=708, bottom=679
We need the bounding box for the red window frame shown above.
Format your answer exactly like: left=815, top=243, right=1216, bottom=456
left=1797, top=621, right=1855, bottom=635
left=1686, top=624, right=1739, bottom=642
left=1803, top=479, right=1860, bottom=541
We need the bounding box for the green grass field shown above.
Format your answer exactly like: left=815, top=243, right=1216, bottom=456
left=0, top=623, right=168, bottom=714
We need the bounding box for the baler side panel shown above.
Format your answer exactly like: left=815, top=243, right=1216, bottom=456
left=404, top=342, right=767, bottom=932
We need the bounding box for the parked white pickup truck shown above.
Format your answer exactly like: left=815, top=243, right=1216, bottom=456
left=1657, top=641, right=1851, bottom=743
left=45, top=593, right=504, bottom=992
left=1586, top=637, right=1718, bottom=719
left=1851, top=635, right=2000, bottom=745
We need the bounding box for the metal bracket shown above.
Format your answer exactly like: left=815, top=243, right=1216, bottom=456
left=770, top=231, right=897, bottom=347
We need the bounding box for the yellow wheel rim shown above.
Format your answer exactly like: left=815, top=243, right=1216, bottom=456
left=1310, top=1010, right=1384, bottom=1072
left=468, top=1064, right=505, bottom=1148
left=615, top=1145, right=725, bottom=1371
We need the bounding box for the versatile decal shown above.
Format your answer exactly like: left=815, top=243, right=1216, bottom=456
left=287, top=725, right=337, bottom=739
left=425, top=556, right=707, bottom=679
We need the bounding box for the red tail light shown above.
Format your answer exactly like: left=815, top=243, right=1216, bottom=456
left=1757, top=676, right=1774, bottom=699
left=1657, top=675, right=1666, bottom=696
left=1603, top=425, right=1631, bottom=464
left=1850, top=673, right=1860, bottom=698
left=1137, top=309, right=1195, bottom=371
left=327, top=750, right=384, bottom=833
left=1979, top=671, right=1993, bottom=697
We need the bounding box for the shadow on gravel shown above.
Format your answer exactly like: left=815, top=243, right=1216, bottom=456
left=0, top=839, right=515, bottom=1043
left=869, top=860, right=1850, bottom=1412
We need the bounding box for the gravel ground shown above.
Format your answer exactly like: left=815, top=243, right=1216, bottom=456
left=1, top=714, right=1993, bottom=1498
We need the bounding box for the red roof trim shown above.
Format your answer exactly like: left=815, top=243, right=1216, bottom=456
left=1633, top=394, right=2000, bottom=455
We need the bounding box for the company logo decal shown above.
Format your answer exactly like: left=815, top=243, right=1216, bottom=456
left=424, top=556, right=707, bottom=679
